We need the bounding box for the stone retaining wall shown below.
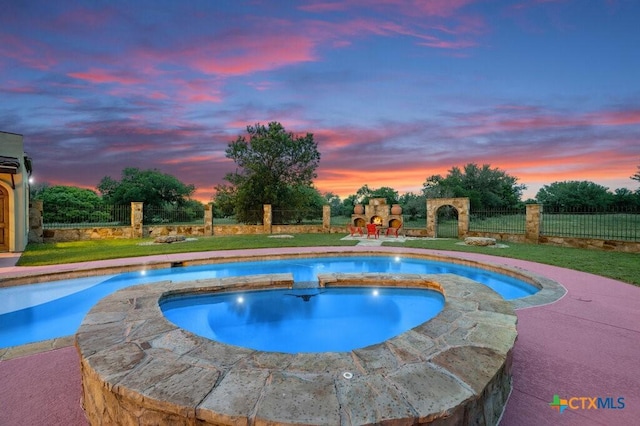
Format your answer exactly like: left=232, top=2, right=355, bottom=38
left=30, top=201, right=639, bottom=252
left=76, top=273, right=518, bottom=425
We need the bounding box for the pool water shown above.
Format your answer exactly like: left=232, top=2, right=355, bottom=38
left=0, top=256, right=538, bottom=348
left=161, top=287, right=445, bottom=353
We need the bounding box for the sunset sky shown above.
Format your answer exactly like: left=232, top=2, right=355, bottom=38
left=2, top=0, right=639, bottom=202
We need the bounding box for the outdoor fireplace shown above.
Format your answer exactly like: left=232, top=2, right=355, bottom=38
left=352, top=198, right=403, bottom=229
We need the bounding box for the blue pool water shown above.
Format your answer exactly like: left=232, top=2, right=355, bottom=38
left=161, top=287, right=445, bottom=353
left=0, top=256, right=538, bottom=348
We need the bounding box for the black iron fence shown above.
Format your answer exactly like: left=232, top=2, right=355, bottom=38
left=40, top=203, right=640, bottom=243
left=143, top=205, right=205, bottom=225
left=541, top=206, right=640, bottom=241
left=43, top=204, right=130, bottom=229
left=469, top=208, right=526, bottom=234
left=272, top=208, right=323, bottom=225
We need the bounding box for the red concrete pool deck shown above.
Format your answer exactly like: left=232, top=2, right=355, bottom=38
left=1, top=246, right=639, bottom=425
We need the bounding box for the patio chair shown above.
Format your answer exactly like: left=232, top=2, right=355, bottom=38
left=366, top=223, right=379, bottom=239
left=385, top=225, right=402, bottom=238
left=348, top=224, right=362, bottom=236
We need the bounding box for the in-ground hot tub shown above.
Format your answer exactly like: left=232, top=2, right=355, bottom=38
left=76, top=272, right=519, bottom=425
left=160, top=285, right=446, bottom=353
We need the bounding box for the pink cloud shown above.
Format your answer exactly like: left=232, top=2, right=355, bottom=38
left=300, top=0, right=478, bottom=18
left=186, top=33, right=317, bottom=76
left=0, top=34, right=57, bottom=71
left=67, top=68, right=145, bottom=85
left=2, top=81, right=39, bottom=94
left=149, top=91, right=169, bottom=100
left=419, top=39, right=477, bottom=49
left=299, top=1, right=486, bottom=52
left=590, top=110, right=640, bottom=126
left=161, top=154, right=221, bottom=166
left=455, top=107, right=640, bottom=137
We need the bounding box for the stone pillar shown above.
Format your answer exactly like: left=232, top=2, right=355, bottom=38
left=28, top=200, right=43, bottom=243
left=131, top=202, right=143, bottom=238
left=263, top=204, right=272, bottom=234
left=525, top=204, right=542, bottom=244
left=322, top=205, right=331, bottom=232
left=458, top=202, right=470, bottom=238
left=204, top=203, right=213, bottom=236
left=426, top=199, right=435, bottom=238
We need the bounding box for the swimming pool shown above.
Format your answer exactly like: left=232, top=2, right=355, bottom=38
left=0, top=255, right=538, bottom=348
left=161, top=286, right=446, bottom=353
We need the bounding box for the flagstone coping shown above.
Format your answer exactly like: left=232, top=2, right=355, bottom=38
left=76, top=271, right=522, bottom=425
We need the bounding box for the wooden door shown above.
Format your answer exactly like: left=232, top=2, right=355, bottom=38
left=0, top=185, right=8, bottom=251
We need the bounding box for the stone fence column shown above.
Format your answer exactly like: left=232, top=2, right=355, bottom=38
left=204, top=203, right=213, bottom=236
left=263, top=204, right=272, bottom=234
left=322, top=205, right=331, bottom=232
left=525, top=204, right=542, bottom=244
left=28, top=200, right=43, bottom=243
left=131, top=202, right=143, bottom=238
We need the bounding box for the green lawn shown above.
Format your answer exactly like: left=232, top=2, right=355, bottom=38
left=17, top=234, right=639, bottom=286
left=385, top=238, right=640, bottom=286
left=17, top=234, right=358, bottom=266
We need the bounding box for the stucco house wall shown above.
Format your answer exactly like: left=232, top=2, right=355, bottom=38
left=0, top=131, right=30, bottom=252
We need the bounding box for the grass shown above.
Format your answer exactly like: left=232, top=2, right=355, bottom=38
left=17, top=234, right=358, bottom=266
left=17, top=234, right=640, bottom=287
left=385, top=238, right=640, bottom=286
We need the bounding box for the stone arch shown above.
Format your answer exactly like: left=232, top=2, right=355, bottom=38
left=426, top=198, right=470, bottom=238
left=435, top=205, right=459, bottom=238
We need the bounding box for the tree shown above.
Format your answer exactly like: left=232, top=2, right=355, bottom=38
left=421, top=175, right=454, bottom=199
left=340, top=194, right=358, bottom=217
left=421, top=163, right=525, bottom=210
left=223, top=122, right=321, bottom=223
left=98, top=167, right=195, bottom=208
left=632, top=165, right=640, bottom=186
left=612, top=188, right=640, bottom=209
left=323, top=192, right=344, bottom=216
left=354, top=185, right=399, bottom=206
left=281, top=185, right=325, bottom=224
left=32, top=185, right=109, bottom=224
left=398, top=192, right=426, bottom=221
left=212, top=184, right=237, bottom=218
left=535, top=181, right=613, bottom=210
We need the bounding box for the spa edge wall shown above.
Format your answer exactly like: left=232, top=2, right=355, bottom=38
left=29, top=201, right=640, bottom=253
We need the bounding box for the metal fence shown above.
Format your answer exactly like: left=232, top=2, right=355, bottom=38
left=541, top=206, right=640, bottom=241
left=143, top=205, right=205, bottom=225
left=43, top=204, right=130, bottom=229
left=272, top=208, right=323, bottom=225
left=469, top=208, right=526, bottom=234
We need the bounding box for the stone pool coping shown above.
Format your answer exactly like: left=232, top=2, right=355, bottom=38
left=77, top=272, right=520, bottom=425
left=1, top=248, right=566, bottom=363
left=0, top=248, right=566, bottom=308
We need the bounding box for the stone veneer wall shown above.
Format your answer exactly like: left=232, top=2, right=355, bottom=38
left=29, top=200, right=640, bottom=252
left=77, top=272, right=518, bottom=425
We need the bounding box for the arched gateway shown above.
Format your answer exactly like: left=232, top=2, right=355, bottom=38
left=426, top=198, right=470, bottom=238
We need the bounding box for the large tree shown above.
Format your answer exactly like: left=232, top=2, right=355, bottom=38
left=98, top=167, right=195, bottom=208
left=221, top=122, right=321, bottom=223
left=32, top=185, right=110, bottom=224
left=421, top=163, right=525, bottom=210
left=536, top=181, right=614, bottom=210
